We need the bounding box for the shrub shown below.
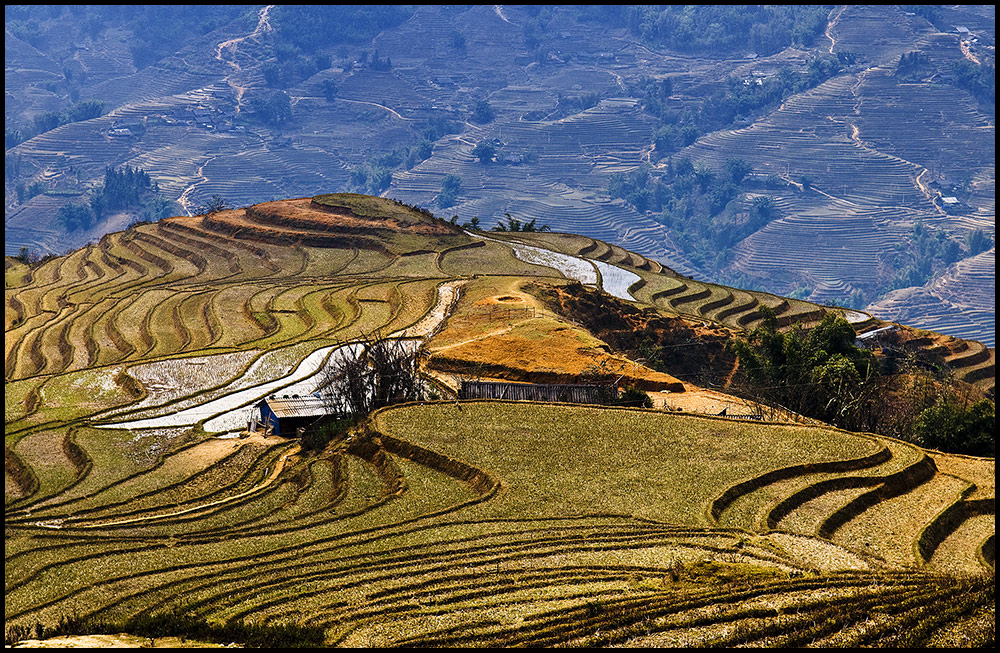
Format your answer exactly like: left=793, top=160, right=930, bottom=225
left=913, top=398, right=994, bottom=457
left=300, top=415, right=360, bottom=452
left=618, top=386, right=653, bottom=408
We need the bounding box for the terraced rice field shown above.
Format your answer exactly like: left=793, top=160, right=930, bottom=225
left=5, top=195, right=994, bottom=646
left=5, top=400, right=993, bottom=646
left=504, top=231, right=851, bottom=331
left=868, top=249, right=997, bottom=349
left=7, top=5, right=993, bottom=355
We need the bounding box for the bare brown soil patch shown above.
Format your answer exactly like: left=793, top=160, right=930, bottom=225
left=651, top=386, right=771, bottom=417
left=181, top=195, right=461, bottom=249
left=527, top=280, right=738, bottom=386
left=255, top=198, right=454, bottom=235
left=426, top=279, right=683, bottom=391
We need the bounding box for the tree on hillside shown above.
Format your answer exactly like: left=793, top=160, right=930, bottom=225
left=317, top=332, right=426, bottom=419
left=725, top=158, right=752, bottom=184
left=321, top=79, right=339, bottom=102
left=618, top=386, right=654, bottom=408
left=200, top=195, right=229, bottom=214
left=729, top=309, right=879, bottom=426
left=966, top=229, right=993, bottom=256
left=492, top=213, right=550, bottom=232
left=14, top=247, right=41, bottom=265
left=694, top=164, right=716, bottom=192
left=913, top=397, right=994, bottom=457
left=471, top=99, right=495, bottom=124
left=247, top=89, right=293, bottom=127
left=300, top=332, right=428, bottom=451
left=55, top=202, right=97, bottom=232
left=437, top=174, right=462, bottom=209
left=728, top=309, right=995, bottom=454
left=472, top=140, right=496, bottom=164
left=369, top=49, right=392, bottom=71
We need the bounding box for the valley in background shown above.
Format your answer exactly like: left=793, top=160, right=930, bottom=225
left=4, top=5, right=995, bottom=346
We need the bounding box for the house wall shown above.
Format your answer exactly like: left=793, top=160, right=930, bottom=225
left=259, top=403, right=279, bottom=434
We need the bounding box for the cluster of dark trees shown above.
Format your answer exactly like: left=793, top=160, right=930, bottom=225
left=55, top=166, right=173, bottom=232
left=470, top=139, right=540, bottom=167
left=270, top=5, right=413, bottom=53
left=367, top=50, right=392, bottom=72
left=492, top=213, right=550, bottom=232
left=260, top=5, right=414, bottom=88
left=262, top=47, right=331, bottom=90
left=349, top=117, right=460, bottom=196
left=913, top=396, right=994, bottom=456
left=53, top=203, right=98, bottom=233
left=124, top=5, right=252, bottom=69
left=891, top=6, right=993, bottom=108
left=7, top=6, right=253, bottom=70
left=449, top=215, right=482, bottom=230
left=608, top=157, right=783, bottom=271
left=879, top=221, right=980, bottom=296
left=12, top=180, right=47, bottom=205
left=952, top=59, right=996, bottom=111
left=471, top=140, right=497, bottom=164
left=894, top=50, right=993, bottom=111
left=446, top=212, right=546, bottom=233
left=349, top=167, right=392, bottom=196
left=12, top=247, right=50, bottom=266
left=350, top=139, right=435, bottom=196
left=549, top=92, right=602, bottom=119
left=6, top=100, right=106, bottom=148
left=730, top=311, right=880, bottom=427
left=94, top=165, right=152, bottom=213
left=246, top=90, right=293, bottom=128
left=471, top=99, right=495, bottom=125
left=729, top=309, right=994, bottom=456
left=965, top=229, right=993, bottom=257
left=897, top=6, right=995, bottom=109
left=579, top=5, right=831, bottom=57
left=437, top=175, right=462, bottom=209
left=635, top=53, right=848, bottom=158
left=247, top=16, right=409, bottom=89
left=421, top=116, right=463, bottom=142
left=895, top=51, right=932, bottom=79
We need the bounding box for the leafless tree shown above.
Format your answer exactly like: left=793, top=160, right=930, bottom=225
left=317, top=332, right=426, bottom=418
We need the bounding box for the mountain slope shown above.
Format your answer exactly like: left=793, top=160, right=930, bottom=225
left=5, top=193, right=994, bottom=646
left=4, top=5, right=994, bottom=346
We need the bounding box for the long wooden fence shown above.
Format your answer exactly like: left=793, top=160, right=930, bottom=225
left=459, top=380, right=612, bottom=404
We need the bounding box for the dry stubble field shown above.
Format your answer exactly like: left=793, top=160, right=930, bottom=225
left=5, top=195, right=994, bottom=647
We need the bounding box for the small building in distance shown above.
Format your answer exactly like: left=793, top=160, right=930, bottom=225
left=940, top=196, right=966, bottom=214
left=254, top=395, right=335, bottom=436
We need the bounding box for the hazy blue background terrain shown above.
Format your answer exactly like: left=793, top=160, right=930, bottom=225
left=5, top=5, right=995, bottom=345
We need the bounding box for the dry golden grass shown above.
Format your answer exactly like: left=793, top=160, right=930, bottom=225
left=5, top=195, right=994, bottom=648
left=426, top=277, right=683, bottom=391
left=371, top=402, right=880, bottom=525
